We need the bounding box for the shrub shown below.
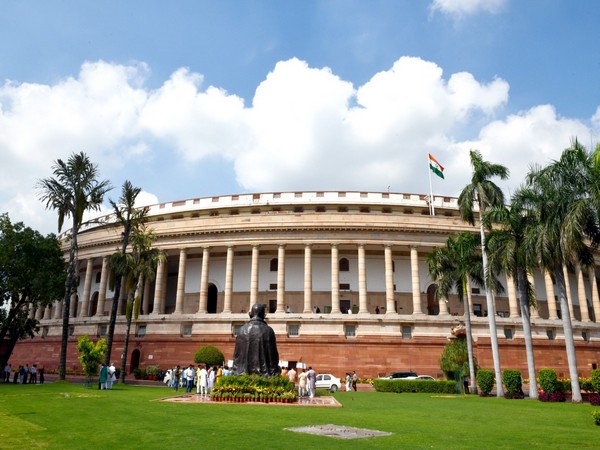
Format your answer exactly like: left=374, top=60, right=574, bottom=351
left=589, top=393, right=600, bottom=406
left=502, top=369, right=523, bottom=398
left=76, top=335, right=107, bottom=379
left=194, top=345, right=225, bottom=366
left=372, top=379, right=455, bottom=394
left=591, top=369, right=600, bottom=394
left=476, top=370, right=494, bottom=396
left=439, top=338, right=474, bottom=380
left=145, top=365, right=160, bottom=376
left=591, top=410, right=600, bottom=426
left=538, top=368, right=561, bottom=394
left=539, top=391, right=566, bottom=402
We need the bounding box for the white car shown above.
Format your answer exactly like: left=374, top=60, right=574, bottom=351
left=315, top=373, right=342, bottom=392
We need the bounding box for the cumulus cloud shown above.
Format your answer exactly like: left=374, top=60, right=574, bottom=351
left=0, top=56, right=596, bottom=235
left=430, top=0, right=507, bottom=19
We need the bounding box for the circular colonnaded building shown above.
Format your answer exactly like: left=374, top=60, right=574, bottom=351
left=12, top=191, right=600, bottom=379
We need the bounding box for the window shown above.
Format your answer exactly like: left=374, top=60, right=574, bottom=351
left=229, top=209, right=239, bottom=215
left=473, top=304, right=482, bottom=317
left=402, top=325, right=412, bottom=339
left=209, top=211, right=219, bottom=216
left=99, top=325, right=107, bottom=336
left=359, top=207, right=370, bottom=213
left=231, top=195, right=239, bottom=201
left=293, top=206, right=304, bottom=213
left=471, top=287, right=481, bottom=295
left=338, top=206, right=348, bottom=212
left=338, top=192, right=346, bottom=198
left=270, top=258, right=278, bottom=272
left=382, top=207, right=392, bottom=213
left=269, top=300, right=277, bottom=314
left=273, top=193, right=281, bottom=199
left=392, top=261, right=395, bottom=272
left=582, top=331, right=589, bottom=342
left=95, top=272, right=101, bottom=283
left=69, top=326, right=74, bottom=336
left=251, top=208, right=261, bottom=214
left=317, top=192, right=324, bottom=197
left=269, top=283, right=277, bottom=290
left=315, top=206, right=326, bottom=212
left=504, top=328, right=513, bottom=339
left=182, top=323, right=193, bottom=337
left=253, top=193, right=261, bottom=200
left=295, top=192, right=302, bottom=198
left=287, top=324, right=300, bottom=337
left=339, top=258, right=350, bottom=272
left=360, top=192, right=368, bottom=198
left=136, top=324, right=147, bottom=337
left=546, top=329, right=554, bottom=340
left=339, top=283, right=350, bottom=291
left=344, top=324, right=356, bottom=337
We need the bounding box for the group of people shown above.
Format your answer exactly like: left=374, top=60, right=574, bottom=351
left=345, top=371, right=359, bottom=391
left=282, top=366, right=317, bottom=398
left=99, top=363, right=117, bottom=389
left=3, top=363, right=44, bottom=384
left=164, top=364, right=229, bottom=395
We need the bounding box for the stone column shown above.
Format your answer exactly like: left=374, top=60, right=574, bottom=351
left=175, top=248, right=187, bottom=314
left=506, top=275, right=520, bottom=317
left=410, top=246, right=423, bottom=315
left=118, top=286, right=128, bottom=316
left=358, top=244, right=367, bottom=313
left=35, top=305, right=44, bottom=320
left=53, top=299, right=62, bottom=319
left=70, top=292, right=77, bottom=318
left=198, top=247, right=210, bottom=313
left=28, top=303, right=35, bottom=319
left=80, top=258, right=94, bottom=317
left=563, top=265, right=576, bottom=320
left=152, top=258, right=166, bottom=315
left=96, top=256, right=109, bottom=317
left=250, top=245, right=259, bottom=309
left=330, top=244, right=340, bottom=313
left=43, top=305, right=51, bottom=320
left=303, top=244, right=312, bottom=313
left=276, top=245, right=285, bottom=313
left=384, top=245, right=395, bottom=314
left=576, top=264, right=590, bottom=322
left=589, top=268, right=600, bottom=323
left=438, top=295, right=449, bottom=315
left=142, top=278, right=151, bottom=315
left=544, top=270, right=559, bottom=320
left=223, top=246, right=234, bottom=314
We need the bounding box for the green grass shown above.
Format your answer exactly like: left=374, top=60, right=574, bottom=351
left=0, top=383, right=598, bottom=449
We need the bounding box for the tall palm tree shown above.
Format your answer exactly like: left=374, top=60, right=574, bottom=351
left=104, top=181, right=148, bottom=366
left=458, top=149, right=509, bottom=397
left=428, top=232, right=486, bottom=394
left=524, top=140, right=597, bottom=403
left=111, top=225, right=165, bottom=382
left=37, top=152, right=112, bottom=380
left=486, top=189, right=539, bottom=399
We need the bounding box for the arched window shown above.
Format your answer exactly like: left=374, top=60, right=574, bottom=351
left=270, top=258, right=278, bottom=272
left=339, top=258, right=350, bottom=272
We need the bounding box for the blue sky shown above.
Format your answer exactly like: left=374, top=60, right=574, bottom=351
left=1, top=0, right=599, bottom=234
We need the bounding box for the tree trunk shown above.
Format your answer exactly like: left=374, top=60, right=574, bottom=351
left=554, top=264, right=582, bottom=402
left=517, top=267, right=538, bottom=399
left=119, top=289, right=136, bottom=384
left=462, top=279, right=477, bottom=394
left=59, top=225, right=78, bottom=381
left=479, top=218, right=504, bottom=397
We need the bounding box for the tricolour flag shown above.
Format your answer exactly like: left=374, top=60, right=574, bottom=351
left=428, top=153, right=445, bottom=179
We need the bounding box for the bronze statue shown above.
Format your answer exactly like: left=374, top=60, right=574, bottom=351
left=232, top=303, right=281, bottom=377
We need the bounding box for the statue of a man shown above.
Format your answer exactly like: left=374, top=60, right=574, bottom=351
left=232, top=303, right=281, bottom=377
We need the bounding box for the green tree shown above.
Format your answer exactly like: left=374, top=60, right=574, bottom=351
left=110, top=225, right=164, bottom=382
left=0, top=214, right=66, bottom=368
left=439, top=337, right=474, bottom=383
left=195, top=345, right=225, bottom=366
left=38, top=152, right=112, bottom=380
left=105, top=181, right=149, bottom=366
left=486, top=189, right=539, bottom=399
left=428, top=232, right=485, bottom=394
left=523, top=140, right=596, bottom=403
left=458, top=149, right=509, bottom=397
left=77, top=335, right=107, bottom=383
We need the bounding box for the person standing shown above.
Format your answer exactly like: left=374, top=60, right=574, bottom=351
left=352, top=371, right=358, bottom=391
left=207, top=366, right=215, bottom=396
left=306, top=367, right=316, bottom=398
left=197, top=365, right=208, bottom=396
left=172, top=365, right=181, bottom=392
left=107, top=363, right=116, bottom=389
left=345, top=373, right=351, bottom=392
left=184, top=365, right=195, bottom=393
left=287, top=367, right=297, bottom=387
left=3, top=363, right=10, bottom=383
left=298, top=369, right=307, bottom=397
left=29, top=364, right=37, bottom=384
left=99, top=363, right=108, bottom=390
left=39, top=366, right=45, bottom=384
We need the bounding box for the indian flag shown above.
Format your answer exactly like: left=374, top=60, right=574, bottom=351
left=428, top=153, right=445, bottom=179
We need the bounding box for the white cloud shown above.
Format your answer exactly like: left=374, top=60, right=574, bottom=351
left=0, top=57, right=596, bottom=235
left=430, top=0, right=507, bottom=19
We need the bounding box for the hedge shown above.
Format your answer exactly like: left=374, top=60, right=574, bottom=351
left=372, top=379, right=456, bottom=394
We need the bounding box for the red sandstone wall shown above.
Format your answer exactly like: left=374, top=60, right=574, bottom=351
left=9, top=334, right=600, bottom=380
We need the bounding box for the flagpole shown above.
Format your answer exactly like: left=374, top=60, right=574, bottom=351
left=428, top=154, right=435, bottom=216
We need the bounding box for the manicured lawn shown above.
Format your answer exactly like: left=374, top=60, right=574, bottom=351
left=0, top=382, right=598, bottom=449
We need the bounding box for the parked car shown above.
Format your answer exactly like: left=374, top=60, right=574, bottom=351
left=315, top=373, right=342, bottom=392
left=416, top=375, right=435, bottom=381
left=378, top=371, right=417, bottom=380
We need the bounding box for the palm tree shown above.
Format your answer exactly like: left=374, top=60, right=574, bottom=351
left=110, top=225, right=165, bottom=382
left=104, top=181, right=148, bottom=366
left=428, top=232, right=486, bottom=394
left=524, top=140, right=597, bottom=403
left=458, top=149, right=509, bottom=397
left=37, top=152, right=112, bottom=380
left=486, top=190, right=539, bottom=399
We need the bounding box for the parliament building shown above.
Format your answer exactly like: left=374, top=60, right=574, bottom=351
left=12, top=191, right=600, bottom=379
